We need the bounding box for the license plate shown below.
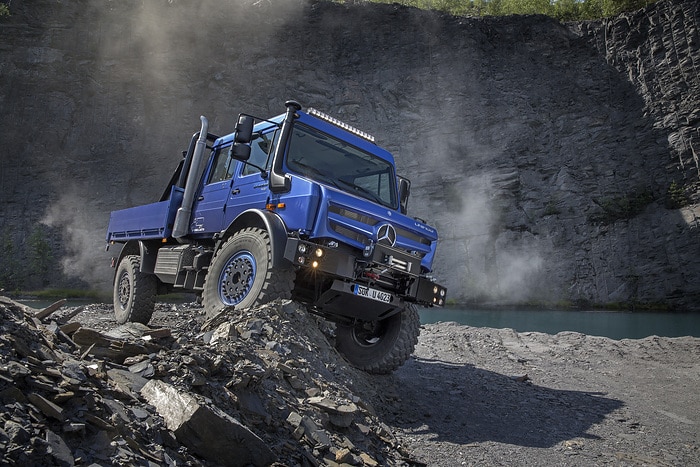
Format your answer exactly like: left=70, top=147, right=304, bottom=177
left=353, top=285, right=392, bottom=303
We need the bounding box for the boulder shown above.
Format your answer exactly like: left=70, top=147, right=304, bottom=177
left=140, top=379, right=275, bottom=467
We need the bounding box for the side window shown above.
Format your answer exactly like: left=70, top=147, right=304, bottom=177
left=208, top=147, right=235, bottom=184
left=242, top=131, right=276, bottom=176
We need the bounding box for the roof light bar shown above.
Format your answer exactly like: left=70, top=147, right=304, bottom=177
left=307, top=108, right=376, bottom=143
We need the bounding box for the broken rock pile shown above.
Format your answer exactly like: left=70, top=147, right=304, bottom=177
left=0, top=296, right=416, bottom=466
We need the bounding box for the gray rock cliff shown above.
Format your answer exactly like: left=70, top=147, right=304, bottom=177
left=0, top=0, right=698, bottom=309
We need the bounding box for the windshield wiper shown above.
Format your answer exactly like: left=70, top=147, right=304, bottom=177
left=290, top=161, right=388, bottom=206
left=289, top=160, right=340, bottom=188
left=335, top=179, right=386, bottom=206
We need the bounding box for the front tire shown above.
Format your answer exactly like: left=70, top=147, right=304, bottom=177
left=113, top=255, right=157, bottom=324
left=335, top=304, right=420, bottom=374
left=202, top=227, right=294, bottom=318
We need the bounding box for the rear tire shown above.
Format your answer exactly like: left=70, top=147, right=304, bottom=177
left=113, top=255, right=157, bottom=324
left=202, top=227, right=294, bottom=318
left=335, top=304, right=420, bottom=374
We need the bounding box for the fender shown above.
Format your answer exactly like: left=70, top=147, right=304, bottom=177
left=219, top=209, right=289, bottom=267
left=113, top=239, right=161, bottom=276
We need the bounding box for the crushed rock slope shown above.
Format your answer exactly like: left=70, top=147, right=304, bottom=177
left=0, top=296, right=413, bottom=466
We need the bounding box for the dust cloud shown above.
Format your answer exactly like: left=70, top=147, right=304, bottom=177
left=449, top=174, right=547, bottom=304
left=41, top=188, right=112, bottom=290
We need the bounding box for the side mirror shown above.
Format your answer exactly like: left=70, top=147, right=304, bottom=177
left=399, top=176, right=411, bottom=214
left=230, top=142, right=251, bottom=161
left=230, top=114, right=254, bottom=161
left=235, top=114, right=254, bottom=144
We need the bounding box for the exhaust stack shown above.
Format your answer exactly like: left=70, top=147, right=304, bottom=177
left=172, top=116, right=209, bottom=239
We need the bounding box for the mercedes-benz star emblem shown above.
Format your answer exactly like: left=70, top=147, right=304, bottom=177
left=377, top=223, right=397, bottom=247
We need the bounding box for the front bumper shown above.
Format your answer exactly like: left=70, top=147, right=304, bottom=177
left=284, top=237, right=447, bottom=311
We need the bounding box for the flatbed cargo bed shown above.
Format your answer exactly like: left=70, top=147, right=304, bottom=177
left=106, top=187, right=183, bottom=242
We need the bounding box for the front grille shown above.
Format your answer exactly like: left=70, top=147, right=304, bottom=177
left=329, top=206, right=379, bottom=226
left=329, top=203, right=430, bottom=260
left=330, top=222, right=367, bottom=245
left=395, top=226, right=431, bottom=247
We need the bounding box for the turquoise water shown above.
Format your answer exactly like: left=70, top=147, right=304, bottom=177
left=419, top=307, right=700, bottom=340
left=18, top=299, right=700, bottom=340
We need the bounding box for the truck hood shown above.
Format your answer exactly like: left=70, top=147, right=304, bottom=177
left=311, top=184, right=438, bottom=270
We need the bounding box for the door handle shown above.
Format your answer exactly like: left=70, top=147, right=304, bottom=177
left=197, top=196, right=204, bottom=201
left=231, top=188, right=240, bottom=195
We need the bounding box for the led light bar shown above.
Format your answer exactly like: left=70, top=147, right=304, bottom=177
left=307, top=108, right=376, bottom=143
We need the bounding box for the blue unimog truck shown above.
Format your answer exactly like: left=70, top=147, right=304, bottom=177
left=106, top=101, right=446, bottom=373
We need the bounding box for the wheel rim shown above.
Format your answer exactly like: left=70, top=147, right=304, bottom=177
left=218, top=251, right=256, bottom=306
left=117, top=270, right=132, bottom=310
left=351, top=320, right=388, bottom=347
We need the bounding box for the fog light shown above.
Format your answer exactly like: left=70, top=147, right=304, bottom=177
left=314, top=248, right=323, bottom=258
left=312, top=260, right=319, bottom=268
left=297, top=256, right=306, bottom=265
left=298, top=244, right=308, bottom=254
left=433, top=285, right=439, bottom=294
left=433, top=297, right=437, bottom=304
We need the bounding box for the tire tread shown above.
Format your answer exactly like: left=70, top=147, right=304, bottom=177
left=337, top=305, right=420, bottom=374
left=113, top=255, right=156, bottom=324
left=203, top=227, right=295, bottom=318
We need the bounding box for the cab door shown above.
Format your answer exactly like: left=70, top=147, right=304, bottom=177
left=191, top=146, right=236, bottom=235
left=222, top=130, right=277, bottom=227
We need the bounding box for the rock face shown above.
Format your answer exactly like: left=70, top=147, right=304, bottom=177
left=0, top=0, right=698, bottom=309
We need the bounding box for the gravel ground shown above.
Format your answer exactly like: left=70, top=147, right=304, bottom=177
left=385, top=322, right=700, bottom=466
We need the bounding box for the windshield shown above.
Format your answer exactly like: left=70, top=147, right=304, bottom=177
left=286, top=123, right=397, bottom=208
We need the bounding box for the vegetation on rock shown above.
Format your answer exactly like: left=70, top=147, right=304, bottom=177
left=347, top=0, right=660, bottom=21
